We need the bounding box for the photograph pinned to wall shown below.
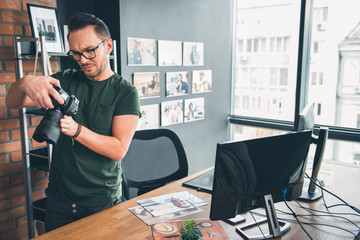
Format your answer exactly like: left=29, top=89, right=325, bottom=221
left=184, top=98, right=205, bottom=122
left=183, top=42, right=204, bottom=66
left=27, top=4, right=64, bottom=54
left=192, top=70, right=212, bottom=93
left=127, top=37, right=156, bottom=66
left=63, top=25, right=69, bottom=53
left=137, top=104, right=159, bottom=130
left=166, top=71, right=189, bottom=97
left=133, top=72, right=160, bottom=99
left=161, top=100, right=184, bottom=126
left=158, top=40, right=182, bottom=66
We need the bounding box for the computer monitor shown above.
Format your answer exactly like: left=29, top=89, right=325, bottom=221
left=295, top=103, right=329, bottom=201
left=209, top=130, right=312, bottom=239
left=295, top=103, right=315, bottom=132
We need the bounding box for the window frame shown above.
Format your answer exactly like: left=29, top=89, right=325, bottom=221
left=229, top=0, right=360, bottom=145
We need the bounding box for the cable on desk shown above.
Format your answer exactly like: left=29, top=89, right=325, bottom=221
left=248, top=210, right=267, bottom=240
left=305, top=173, right=360, bottom=215
left=283, top=196, right=313, bottom=240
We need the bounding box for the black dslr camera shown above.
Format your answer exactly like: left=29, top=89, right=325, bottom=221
left=33, top=86, right=79, bottom=144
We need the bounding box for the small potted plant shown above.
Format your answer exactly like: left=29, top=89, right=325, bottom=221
left=180, top=218, right=201, bottom=240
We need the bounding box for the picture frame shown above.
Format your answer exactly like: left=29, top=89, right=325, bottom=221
left=183, top=42, right=204, bottom=66
left=166, top=71, right=189, bottom=97
left=184, top=98, right=205, bottom=122
left=133, top=72, right=160, bottom=99
left=127, top=37, right=156, bottom=66
left=161, top=100, right=184, bottom=126
left=192, top=70, right=212, bottom=93
left=27, top=4, right=64, bottom=54
left=158, top=40, right=182, bottom=66
left=137, top=104, right=160, bottom=130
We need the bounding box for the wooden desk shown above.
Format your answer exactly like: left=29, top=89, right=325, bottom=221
left=34, top=162, right=360, bottom=239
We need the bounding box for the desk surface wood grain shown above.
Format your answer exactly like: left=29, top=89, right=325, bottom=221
left=34, top=163, right=360, bottom=240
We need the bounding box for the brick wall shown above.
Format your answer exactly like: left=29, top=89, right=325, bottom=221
left=0, top=0, right=59, bottom=239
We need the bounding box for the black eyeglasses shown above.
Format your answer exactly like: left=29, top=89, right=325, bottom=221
left=67, top=38, right=108, bottom=61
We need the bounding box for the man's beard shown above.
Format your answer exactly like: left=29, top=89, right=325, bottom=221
left=81, top=61, right=108, bottom=80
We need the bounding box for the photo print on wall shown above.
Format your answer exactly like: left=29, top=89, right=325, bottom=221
left=127, top=37, right=156, bottom=66
left=158, top=40, right=182, bottom=66
left=137, top=104, right=159, bottom=130
left=184, top=98, right=205, bottom=122
left=133, top=72, right=160, bottom=99
left=161, top=100, right=184, bottom=126
left=166, top=71, right=189, bottom=97
left=183, top=42, right=204, bottom=66
left=192, top=70, right=212, bottom=93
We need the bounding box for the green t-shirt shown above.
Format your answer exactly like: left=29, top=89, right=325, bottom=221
left=47, top=69, right=141, bottom=206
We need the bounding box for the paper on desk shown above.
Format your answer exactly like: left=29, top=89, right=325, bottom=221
left=136, top=191, right=207, bottom=217
left=128, top=205, right=203, bottom=225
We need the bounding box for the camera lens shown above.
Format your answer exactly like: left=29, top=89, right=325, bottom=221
left=32, top=108, right=63, bottom=144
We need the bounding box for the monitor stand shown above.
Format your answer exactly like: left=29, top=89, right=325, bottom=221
left=236, top=194, right=291, bottom=240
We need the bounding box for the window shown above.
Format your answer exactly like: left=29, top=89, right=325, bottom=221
left=231, top=0, right=360, bottom=167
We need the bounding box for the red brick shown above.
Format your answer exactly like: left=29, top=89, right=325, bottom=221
left=21, top=1, right=56, bottom=11
left=0, top=118, right=19, bottom=130
left=9, top=108, right=19, bottom=117
left=5, top=61, right=39, bottom=71
left=0, top=176, right=10, bottom=188
left=23, top=25, right=32, bottom=37
left=0, top=84, right=6, bottom=94
left=0, top=154, right=9, bottom=165
left=0, top=23, right=22, bottom=35
left=0, top=184, right=25, bottom=199
left=30, top=116, right=42, bottom=126
left=31, top=139, right=46, bottom=148
left=31, top=170, right=46, bottom=179
left=0, top=219, right=15, bottom=233
left=10, top=173, right=23, bottom=185
left=11, top=129, right=20, bottom=140
left=2, top=11, right=29, bottom=24
left=0, top=162, right=22, bottom=176
left=0, top=108, right=7, bottom=118
left=4, top=36, right=13, bottom=47
left=16, top=215, right=27, bottom=227
left=10, top=151, right=22, bottom=162
left=0, top=131, right=10, bottom=141
left=0, top=48, right=15, bottom=59
left=0, top=205, right=26, bottom=222
left=32, top=189, right=45, bottom=201
left=0, top=72, right=16, bottom=83
left=0, top=96, right=6, bottom=107
left=0, top=199, right=11, bottom=210
left=0, top=0, right=20, bottom=10
left=32, top=177, right=48, bottom=190
left=11, top=194, right=25, bottom=206
left=39, top=0, right=57, bottom=4
left=0, top=140, right=22, bottom=154
left=2, top=224, right=27, bottom=240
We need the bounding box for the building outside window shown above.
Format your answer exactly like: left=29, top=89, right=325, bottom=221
left=231, top=0, right=360, bottom=166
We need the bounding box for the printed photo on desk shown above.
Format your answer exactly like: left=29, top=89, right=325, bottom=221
left=133, top=72, right=160, bottom=99
left=128, top=205, right=202, bottom=225
left=151, top=219, right=229, bottom=240
left=136, top=191, right=207, bottom=217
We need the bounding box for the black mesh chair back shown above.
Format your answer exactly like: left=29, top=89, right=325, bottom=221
left=121, top=129, right=188, bottom=200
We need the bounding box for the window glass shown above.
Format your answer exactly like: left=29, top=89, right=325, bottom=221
left=232, top=0, right=301, bottom=121
left=307, top=0, right=360, bottom=129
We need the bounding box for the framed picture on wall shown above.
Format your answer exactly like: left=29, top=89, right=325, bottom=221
left=127, top=37, right=156, bottom=66
left=166, top=71, right=189, bottom=97
left=184, top=98, right=205, bottom=122
left=183, top=42, right=204, bottom=66
left=158, top=40, right=182, bottom=66
left=137, top=104, right=159, bottom=130
left=27, top=4, right=64, bottom=54
left=161, top=100, right=184, bottom=126
left=192, top=70, right=212, bottom=93
left=133, top=72, right=160, bottom=99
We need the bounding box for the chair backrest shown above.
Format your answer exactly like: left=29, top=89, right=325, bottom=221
left=121, top=128, right=188, bottom=200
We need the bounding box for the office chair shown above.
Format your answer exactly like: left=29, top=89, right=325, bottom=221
left=121, top=128, right=188, bottom=200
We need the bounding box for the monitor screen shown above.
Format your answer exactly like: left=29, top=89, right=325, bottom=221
left=210, top=130, right=312, bottom=221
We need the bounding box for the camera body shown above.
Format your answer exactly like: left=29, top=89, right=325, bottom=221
left=33, top=86, right=79, bottom=144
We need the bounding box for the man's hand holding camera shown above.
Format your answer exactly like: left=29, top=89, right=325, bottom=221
left=18, top=75, right=64, bottom=109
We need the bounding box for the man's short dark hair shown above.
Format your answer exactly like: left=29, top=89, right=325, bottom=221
left=67, top=12, right=111, bottom=39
